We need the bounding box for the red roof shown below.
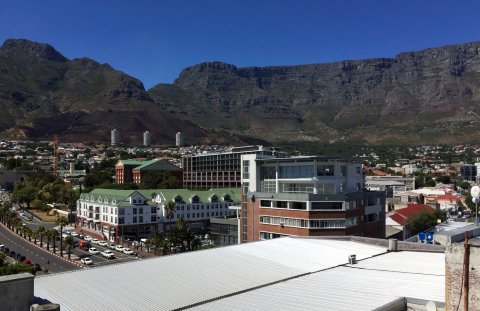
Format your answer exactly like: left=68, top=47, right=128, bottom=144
left=388, top=204, right=434, bottom=226
left=435, top=194, right=461, bottom=203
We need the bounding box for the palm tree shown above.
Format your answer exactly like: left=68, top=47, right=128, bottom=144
left=64, top=236, right=74, bottom=260
left=24, top=227, right=33, bottom=242
left=32, top=230, right=38, bottom=245
left=45, top=229, right=54, bottom=251
left=56, top=216, right=68, bottom=256
left=37, top=226, right=46, bottom=247
left=191, top=235, right=202, bottom=251
left=165, top=200, right=176, bottom=232
left=51, top=229, right=58, bottom=253
left=147, top=231, right=168, bottom=255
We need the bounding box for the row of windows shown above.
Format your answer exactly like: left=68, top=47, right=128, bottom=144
left=174, top=203, right=235, bottom=211
left=172, top=210, right=234, bottom=220
left=260, top=200, right=357, bottom=211
left=259, top=216, right=359, bottom=229
left=173, top=194, right=232, bottom=204
left=259, top=164, right=354, bottom=179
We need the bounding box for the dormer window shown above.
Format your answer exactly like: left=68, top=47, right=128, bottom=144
left=210, top=195, right=219, bottom=203
left=224, top=194, right=232, bottom=202
left=174, top=195, right=184, bottom=204
left=191, top=195, right=200, bottom=204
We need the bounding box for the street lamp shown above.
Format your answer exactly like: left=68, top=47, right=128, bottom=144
left=470, top=186, right=479, bottom=226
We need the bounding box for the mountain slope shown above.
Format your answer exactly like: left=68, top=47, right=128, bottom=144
left=149, top=41, right=480, bottom=145
left=0, top=39, right=208, bottom=144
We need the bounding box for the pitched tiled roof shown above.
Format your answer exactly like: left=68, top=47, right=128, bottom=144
left=388, top=204, right=434, bottom=226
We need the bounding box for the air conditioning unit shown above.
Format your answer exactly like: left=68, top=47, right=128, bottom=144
left=280, top=222, right=285, bottom=228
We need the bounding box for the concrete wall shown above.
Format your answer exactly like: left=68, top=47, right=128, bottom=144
left=445, top=243, right=480, bottom=311
left=0, top=273, right=34, bottom=311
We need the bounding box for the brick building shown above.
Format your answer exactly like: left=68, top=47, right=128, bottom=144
left=240, top=154, right=385, bottom=242
left=115, top=159, right=182, bottom=185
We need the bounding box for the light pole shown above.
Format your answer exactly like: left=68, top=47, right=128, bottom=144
left=470, top=186, right=479, bottom=226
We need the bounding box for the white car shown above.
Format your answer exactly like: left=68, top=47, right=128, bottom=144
left=101, top=250, right=115, bottom=259
left=123, top=248, right=134, bottom=255
left=84, top=236, right=93, bottom=242
left=115, top=245, right=124, bottom=252
left=88, top=247, right=99, bottom=255
left=91, top=239, right=100, bottom=245
left=81, top=257, right=93, bottom=265
left=70, top=232, right=79, bottom=237
left=98, top=241, right=108, bottom=247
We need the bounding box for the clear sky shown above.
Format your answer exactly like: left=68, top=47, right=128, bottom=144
left=1, top=0, right=479, bottom=89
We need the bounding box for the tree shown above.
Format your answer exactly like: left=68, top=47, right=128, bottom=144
left=37, top=226, right=46, bottom=247
left=147, top=231, right=168, bottom=255
left=406, top=210, right=447, bottom=237
left=165, top=200, right=176, bottom=231
left=51, top=229, right=59, bottom=253
left=12, top=183, right=38, bottom=209
left=435, top=175, right=451, bottom=184
left=56, top=216, right=68, bottom=256
left=64, top=236, right=74, bottom=260
left=45, top=229, right=53, bottom=251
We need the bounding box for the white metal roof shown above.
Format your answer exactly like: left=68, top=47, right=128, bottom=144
left=34, top=238, right=386, bottom=311
left=190, top=251, right=445, bottom=311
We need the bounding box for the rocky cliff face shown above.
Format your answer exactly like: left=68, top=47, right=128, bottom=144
left=150, top=41, right=480, bottom=145
left=0, top=39, right=209, bottom=144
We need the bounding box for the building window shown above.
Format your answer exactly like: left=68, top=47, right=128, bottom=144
left=119, top=208, right=125, bottom=215
left=341, top=165, right=346, bottom=177
left=243, top=160, right=250, bottom=179
left=317, top=165, right=335, bottom=176
left=133, top=217, right=137, bottom=223
left=133, top=208, right=137, bottom=214
left=139, top=207, right=143, bottom=214
left=151, top=215, right=156, bottom=222
left=260, top=200, right=271, bottom=208
left=139, top=216, right=143, bottom=223
left=151, top=206, right=156, bottom=213
left=290, top=202, right=307, bottom=210
left=191, top=195, right=200, bottom=204
left=311, top=202, right=343, bottom=210
left=119, top=217, right=124, bottom=224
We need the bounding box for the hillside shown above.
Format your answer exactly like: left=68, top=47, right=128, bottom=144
left=149, top=41, right=480, bottom=145
left=0, top=39, right=209, bottom=144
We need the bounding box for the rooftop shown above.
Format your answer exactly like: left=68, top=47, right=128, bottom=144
left=34, top=237, right=445, bottom=311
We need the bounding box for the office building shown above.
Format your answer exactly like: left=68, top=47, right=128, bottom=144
left=182, top=145, right=282, bottom=189
left=143, top=131, right=152, bottom=147
left=176, top=132, right=184, bottom=147
left=115, top=159, right=182, bottom=185
left=111, top=129, right=120, bottom=146
left=241, top=154, right=385, bottom=242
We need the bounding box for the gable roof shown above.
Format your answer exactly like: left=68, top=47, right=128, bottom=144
left=388, top=204, right=434, bottom=226
left=132, top=159, right=181, bottom=172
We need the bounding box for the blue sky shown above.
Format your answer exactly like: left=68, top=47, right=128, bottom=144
left=1, top=0, right=479, bottom=88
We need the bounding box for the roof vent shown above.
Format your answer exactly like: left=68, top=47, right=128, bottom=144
left=348, top=254, right=357, bottom=264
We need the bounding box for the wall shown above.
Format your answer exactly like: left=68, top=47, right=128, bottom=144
left=0, top=273, right=34, bottom=311
left=445, top=242, right=480, bottom=311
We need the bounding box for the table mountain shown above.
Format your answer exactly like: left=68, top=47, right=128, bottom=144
left=149, top=41, right=480, bottom=145
left=0, top=38, right=211, bottom=144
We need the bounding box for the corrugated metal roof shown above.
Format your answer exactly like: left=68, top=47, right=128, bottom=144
left=190, top=251, right=445, bottom=311
left=34, top=238, right=386, bottom=311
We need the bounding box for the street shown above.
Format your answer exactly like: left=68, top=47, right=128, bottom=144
left=0, top=223, right=79, bottom=273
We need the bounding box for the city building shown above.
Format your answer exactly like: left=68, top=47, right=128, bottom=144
left=209, top=215, right=239, bottom=246
left=175, top=132, right=184, bottom=147
left=365, top=175, right=415, bottom=191
left=76, top=188, right=240, bottom=241
left=115, top=159, right=182, bottom=185
left=241, top=154, right=386, bottom=242
left=182, top=145, right=282, bottom=189
left=143, top=131, right=152, bottom=147
left=111, top=129, right=120, bottom=146
left=460, top=164, right=477, bottom=181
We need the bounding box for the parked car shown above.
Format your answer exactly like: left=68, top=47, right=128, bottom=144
left=22, top=259, right=32, bottom=265
left=84, top=236, right=93, bottom=242
left=115, top=245, right=124, bottom=252
left=0, top=244, right=5, bottom=252
left=80, top=257, right=93, bottom=265
left=107, top=243, right=116, bottom=250
left=34, top=263, right=42, bottom=271
left=98, top=241, right=108, bottom=247
left=123, top=248, right=134, bottom=255
left=101, top=250, right=115, bottom=259
left=91, top=239, right=100, bottom=245
left=79, top=240, right=92, bottom=251
left=4, top=247, right=10, bottom=254
left=88, top=247, right=99, bottom=255
left=70, top=232, right=79, bottom=237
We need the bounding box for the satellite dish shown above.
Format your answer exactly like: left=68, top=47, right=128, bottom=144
left=471, top=186, right=480, bottom=199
